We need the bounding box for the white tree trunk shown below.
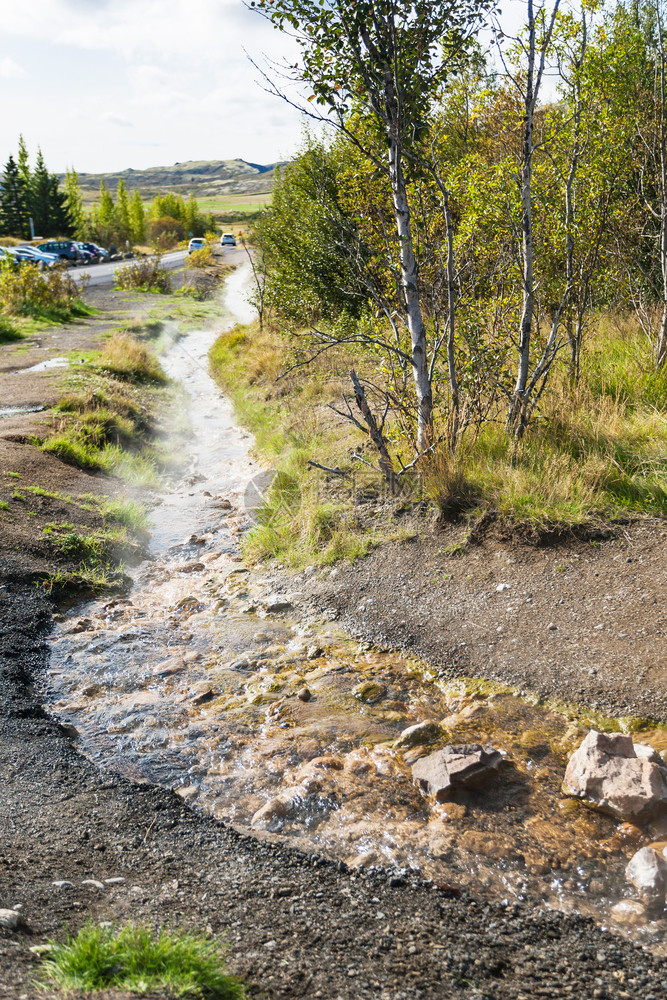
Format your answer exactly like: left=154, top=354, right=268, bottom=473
left=386, top=120, right=432, bottom=452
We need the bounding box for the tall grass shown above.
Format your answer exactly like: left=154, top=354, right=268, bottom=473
left=210, top=310, right=667, bottom=564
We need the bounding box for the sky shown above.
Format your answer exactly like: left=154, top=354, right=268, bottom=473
left=0, top=0, right=305, bottom=174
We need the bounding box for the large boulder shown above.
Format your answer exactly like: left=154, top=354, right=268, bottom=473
left=625, top=846, right=667, bottom=906
left=412, top=744, right=503, bottom=802
left=563, top=731, right=667, bottom=821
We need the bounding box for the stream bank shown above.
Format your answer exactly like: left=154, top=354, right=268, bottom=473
left=1, top=263, right=666, bottom=996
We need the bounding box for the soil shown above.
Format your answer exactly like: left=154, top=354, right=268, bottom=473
left=290, top=517, right=667, bottom=723
left=1, top=283, right=667, bottom=999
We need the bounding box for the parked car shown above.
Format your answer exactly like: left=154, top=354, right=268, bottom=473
left=1, top=246, right=54, bottom=269
left=188, top=237, right=207, bottom=253
left=17, top=246, right=60, bottom=269
left=220, top=233, right=236, bottom=247
left=79, top=242, right=110, bottom=263
left=36, top=240, right=82, bottom=264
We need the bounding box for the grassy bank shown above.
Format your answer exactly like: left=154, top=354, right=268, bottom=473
left=35, top=332, right=172, bottom=489
left=209, top=313, right=667, bottom=566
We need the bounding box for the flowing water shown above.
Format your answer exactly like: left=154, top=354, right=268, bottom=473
left=42, top=266, right=667, bottom=952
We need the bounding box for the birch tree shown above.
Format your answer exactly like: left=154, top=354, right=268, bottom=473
left=254, top=0, right=494, bottom=454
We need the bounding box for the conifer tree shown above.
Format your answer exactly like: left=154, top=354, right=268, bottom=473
left=48, top=176, right=72, bottom=236
left=0, top=155, right=29, bottom=237
left=17, top=135, right=31, bottom=188
left=129, top=189, right=146, bottom=243
left=64, top=169, right=87, bottom=239
left=30, top=149, right=52, bottom=236
left=116, top=179, right=131, bottom=243
left=97, top=180, right=116, bottom=244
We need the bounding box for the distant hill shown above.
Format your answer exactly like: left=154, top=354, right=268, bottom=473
left=67, top=159, right=280, bottom=202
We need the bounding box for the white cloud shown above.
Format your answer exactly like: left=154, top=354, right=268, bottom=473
left=0, top=56, right=27, bottom=79
left=102, top=112, right=133, bottom=128
left=0, top=0, right=305, bottom=171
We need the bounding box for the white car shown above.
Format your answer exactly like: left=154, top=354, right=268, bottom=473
left=188, top=238, right=207, bottom=253
left=220, top=233, right=236, bottom=247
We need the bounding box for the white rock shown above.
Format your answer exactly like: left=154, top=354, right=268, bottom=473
left=563, top=730, right=667, bottom=821
left=0, top=909, right=23, bottom=930
left=104, top=877, right=126, bottom=885
left=496, top=583, right=510, bottom=593
left=81, top=879, right=105, bottom=890
left=625, top=846, right=667, bottom=905
left=610, top=900, right=648, bottom=927
left=52, top=880, right=74, bottom=889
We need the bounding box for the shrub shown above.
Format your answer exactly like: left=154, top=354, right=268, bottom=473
left=0, top=258, right=85, bottom=320
left=148, top=215, right=185, bottom=248
left=186, top=246, right=214, bottom=269
left=38, top=921, right=246, bottom=999
left=0, top=314, right=22, bottom=343
left=115, top=256, right=173, bottom=294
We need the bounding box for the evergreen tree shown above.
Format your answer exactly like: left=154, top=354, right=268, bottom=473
left=116, top=179, right=131, bottom=243
left=64, top=169, right=87, bottom=239
left=17, top=135, right=31, bottom=188
left=97, top=180, right=116, bottom=244
left=30, top=148, right=52, bottom=237
left=48, top=176, right=72, bottom=236
left=0, top=155, right=29, bottom=237
left=129, top=189, right=146, bottom=243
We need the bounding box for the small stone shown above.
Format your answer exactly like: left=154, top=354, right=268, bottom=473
left=264, top=597, right=292, bottom=613
left=251, top=796, right=290, bottom=829
left=635, top=743, right=663, bottom=764
left=190, top=683, right=219, bottom=705
left=176, top=785, right=199, bottom=800
left=496, top=583, right=510, bottom=592
left=610, top=900, right=648, bottom=927
left=52, top=881, right=74, bottom=889
left=297, top=687, right=311, bottom=702
left=547, top=622, right=557, bottom=631
left=307, top=645, right=323, bottom=660
left=352, top=680, right=387, bottom=704
left=394, top=720, right=442, bottom=749
left=81, top=879, right=105, bottom=890
left=104, top=877, right=126, bottom=885
left=264, top=940, right=277, bottom=951
left=0, top=909, right=24, bottom=930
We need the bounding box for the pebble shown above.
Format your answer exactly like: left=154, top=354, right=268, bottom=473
left=297, top=687, right=311, bottom=702
left=52, top=880, right=74, bottom=889
left=104, top=877, right=126, bottom=885
left=496, top=584, right=510, bottom=592
left=0, top=909, right=23, bottom=930
left=81, top=879, right=105, bottom=890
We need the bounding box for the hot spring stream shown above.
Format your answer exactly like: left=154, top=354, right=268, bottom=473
left=43, top=266, right=667, bottom=953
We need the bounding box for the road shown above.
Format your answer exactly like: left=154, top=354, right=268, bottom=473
left=72, top=244, right=247, bottom=289
left=72, top=249, right=188, bottom=289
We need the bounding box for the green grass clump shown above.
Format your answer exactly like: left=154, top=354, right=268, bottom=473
left=41, top=433, right=103, bottom=470
left=42, top=521, right=139, bottom=564
left=38, top=921, right=245, bottom=998
left=0, top=314, right=22, bottom=343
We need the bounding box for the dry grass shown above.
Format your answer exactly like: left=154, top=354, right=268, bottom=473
left=98, top=332, right=167, bottom=383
